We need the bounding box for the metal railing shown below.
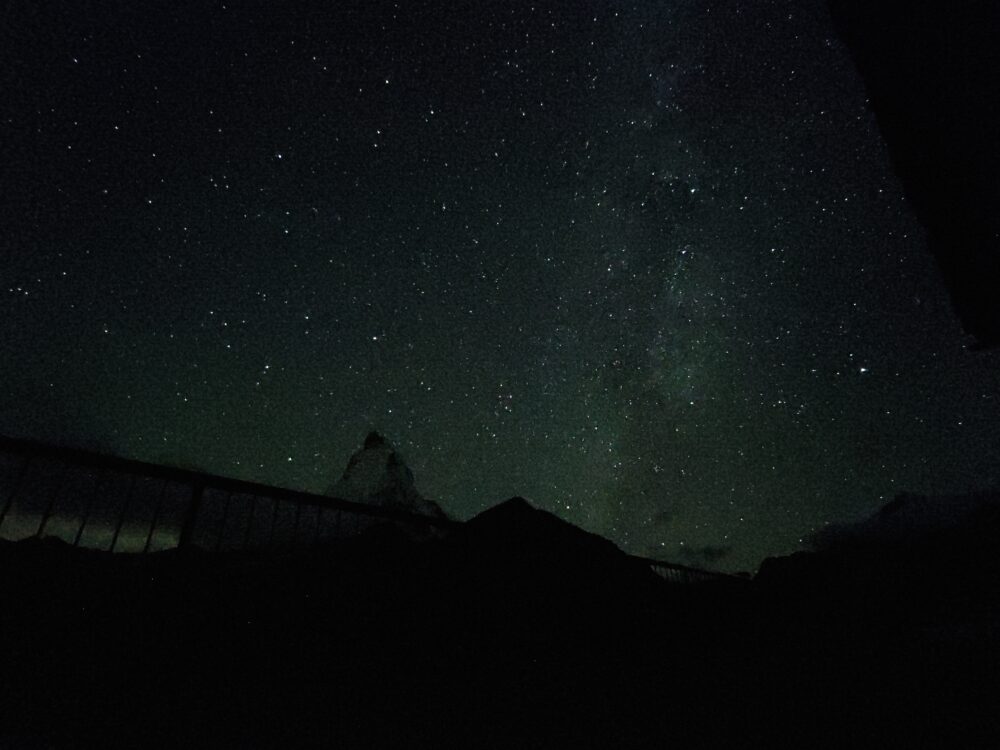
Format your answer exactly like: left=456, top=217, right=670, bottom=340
left=0, top=435, right=739, bottom=584
left=0, top=435, right=456, bottom=554
left=634, top=556, right=747, bottom=585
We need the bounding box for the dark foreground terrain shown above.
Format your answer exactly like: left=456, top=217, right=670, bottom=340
left=2, top=497, right=998, bottom=748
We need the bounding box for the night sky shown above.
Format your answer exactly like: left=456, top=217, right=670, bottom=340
left=4, top=0, right=999, bottom=572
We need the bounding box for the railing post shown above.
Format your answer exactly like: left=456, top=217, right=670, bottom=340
left=0, top=455, right=33, bottom=537
left=214, top=491, right=233, bottom=553
left=143, top=478, right=171, bottom=554
left=36, top=464, right=72, bottom=539
left=178, top=480, right=205, bottom=551
left=243, top=495, right=257, bottom=550
left=109, top=475, right=138, bottom=553
left=74, top=470, right=106, bottom=548
left=314, top=508, right=323, bottom=546
left=267, top=498, right=280, bottom=549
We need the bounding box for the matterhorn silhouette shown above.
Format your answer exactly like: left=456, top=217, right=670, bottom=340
left=326, top=431, right=448, bottom=520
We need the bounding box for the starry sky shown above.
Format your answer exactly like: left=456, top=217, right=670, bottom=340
left=3, top=0, right=999, bottom=572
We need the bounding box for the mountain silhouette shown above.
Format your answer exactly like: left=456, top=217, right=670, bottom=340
left=326, top=431, right=448, bottom=520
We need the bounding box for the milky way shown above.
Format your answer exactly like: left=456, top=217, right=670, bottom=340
left=4, top=0, right=999, bottom=571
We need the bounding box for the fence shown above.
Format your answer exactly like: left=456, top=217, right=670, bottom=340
left=639, top=557, right=747, bottom=585
left=0, top=435, right=456, bottom=554
left=0, top=435, right=741, bottom=584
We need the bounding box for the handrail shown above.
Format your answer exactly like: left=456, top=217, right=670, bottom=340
left=0, top=435, right=734, bottom=583
left=0, top=434, right=457, bottom=531
left=631, top=554, right=748, bottom=583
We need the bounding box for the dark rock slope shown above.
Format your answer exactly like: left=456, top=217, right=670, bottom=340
left=1, top=494, right=997, bottom=747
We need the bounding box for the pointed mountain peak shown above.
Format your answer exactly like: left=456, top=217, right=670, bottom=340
left=328, top=433, right=447, bottom=520
left=465, top=496, right=625, bottom=558
left=364, top=431, right=386, bottom=450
